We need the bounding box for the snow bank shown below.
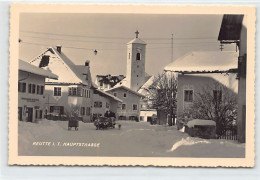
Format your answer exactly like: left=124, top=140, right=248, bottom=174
left=167, top=137, right=210, bottom=152
left=187, top=119, right=216, bottom=128
left=167, top=136, right=245, bottom=158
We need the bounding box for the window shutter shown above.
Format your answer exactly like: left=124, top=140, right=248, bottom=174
left=18, top=82, right=21, bottom=92
left=50, top=106, right=54, bottom=113
left=60, top=106, right=64, bottom=115
left=23, top=83, right=26, bottom=92
left=41, top=86, right=44, bottom=95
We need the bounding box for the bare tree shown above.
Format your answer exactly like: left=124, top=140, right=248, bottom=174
left=187, top=83, right=238, bottom=136
left=64, top=105, right=81, bottom=121
left=145, top=72, right=177, bottom=126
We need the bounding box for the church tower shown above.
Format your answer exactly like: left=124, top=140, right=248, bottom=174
left=126, top=30, right=147, bottom=91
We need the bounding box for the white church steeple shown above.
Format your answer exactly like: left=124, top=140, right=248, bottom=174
left=126, top=31, right=147, bottom=91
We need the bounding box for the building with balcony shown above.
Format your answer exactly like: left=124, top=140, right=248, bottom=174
left=30, top=46, right=95, bottom=122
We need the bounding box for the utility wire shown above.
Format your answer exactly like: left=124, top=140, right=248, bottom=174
left=20, top=35, right=220, bottom=45
left=20, top=41, right=220, bottom=51
left=20, top=30, right=217, bottom=41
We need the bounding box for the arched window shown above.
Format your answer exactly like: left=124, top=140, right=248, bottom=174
left=136, top=53, right=141, bottom=60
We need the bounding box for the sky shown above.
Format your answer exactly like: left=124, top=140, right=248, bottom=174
left=19, top=13, right=236, bottom=79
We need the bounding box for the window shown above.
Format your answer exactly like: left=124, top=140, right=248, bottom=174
left=28, top=84, right=36, bottom=94
left=137, top=65, right=139, bottom=68
left=18, top=82, right=26, bottom=93
left=129, top=53, right=130, bottom=59
left=213, top=90, right=222, bottom=102
left=137, top=75, right=139, bottom=77
left=113, top=92, right=117, bottom=97
left=69, top=87, right=76, bottom=96
left=77, top=87, right=82, bottom=96
left=123, top=93, right=127, bottom=98
left=106, top=102, right=110, bottom=109
left=136, top=53, right=141, bottom=60
left=68, top=87, right=83, bottom=96
left=81, top=107, right=85, bottom=116
left=122, top=104, right=126, bottom=110
left=86, top=107, right=91, bottom=115
left=87, top=90, right=91, bottom=98
left=94, top=101, right=102, bottom=108
left=133, top=104, right=138, bottom=111
left=184, top=90, right=193, bottom=102
left=36, top=85, right=44, bottom=95
left=54, top=87, right=61, bottom=96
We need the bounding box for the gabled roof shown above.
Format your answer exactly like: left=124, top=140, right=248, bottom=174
left=30, top=47, right=91, bottom=86
left=19, top=59, right=58, bottom=79
left=94, top=89, right=123, bottom=103
left=164, top=51, right=238, bottom=73
left=105, top=85, right=145, bottom=98
left=127, top=38, right=147, bottom=45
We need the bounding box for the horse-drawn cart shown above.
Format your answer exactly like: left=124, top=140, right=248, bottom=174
left=68, top=119, right=79, bottom=131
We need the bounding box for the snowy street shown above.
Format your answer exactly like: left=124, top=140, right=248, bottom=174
left=18, top=120, right=245, bottom=157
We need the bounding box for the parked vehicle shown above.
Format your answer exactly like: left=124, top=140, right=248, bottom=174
left=68, top=118, right=79, bottom=131
left=150, top=114, right=158, bottom=125
left=94, top=117, right=116, bottom=130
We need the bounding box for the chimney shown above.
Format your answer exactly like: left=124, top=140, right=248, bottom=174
left=56, top=45, right=62, bottom=54
left=85, top=60, right=90, bottom=67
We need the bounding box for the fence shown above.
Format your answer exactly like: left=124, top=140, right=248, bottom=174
left=217, top=128, right=237, bottom=140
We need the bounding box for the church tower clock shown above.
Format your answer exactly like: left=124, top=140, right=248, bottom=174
left=126, top=30, right=147, bottom=91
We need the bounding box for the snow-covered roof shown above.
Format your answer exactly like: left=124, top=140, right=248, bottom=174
left=30, top=47, right=91, bottom=86
left=164, top=51, right=238, bottom=73
left=105, top=85, right=145, bottom=98
left=127, top=38, right=147, bottom=45
left=187, top=119, right=216, bottom=128
left=138, top=75, right=156, bottom=95
left=138, top=71, right=177, bottom=95
left=19, top=59, right=58, bottom=79
left=95, top=89, right=123, bottom=103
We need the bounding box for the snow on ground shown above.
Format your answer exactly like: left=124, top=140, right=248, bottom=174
left=18, top=120, right=245, bottom=157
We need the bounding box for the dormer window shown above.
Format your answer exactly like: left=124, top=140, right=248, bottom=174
left=39, top=55, right=50, bottom=68
left=136, top=53, right=141, bottom=60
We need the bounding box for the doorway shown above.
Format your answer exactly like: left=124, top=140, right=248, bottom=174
left=26, top=107, right=33, bottom=122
